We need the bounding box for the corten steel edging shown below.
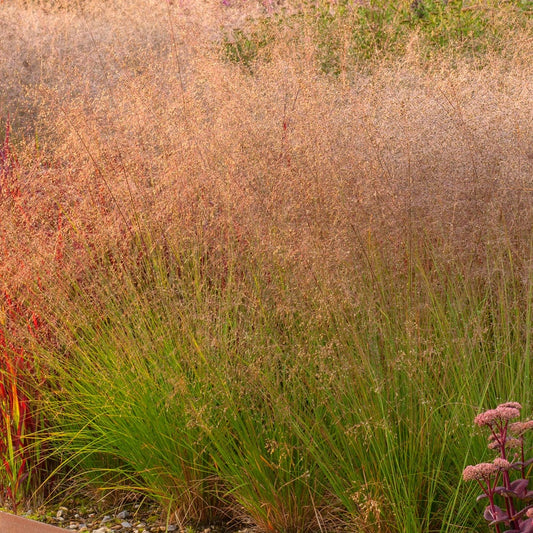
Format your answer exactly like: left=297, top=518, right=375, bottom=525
left=0, top=511, right=66, bottom=532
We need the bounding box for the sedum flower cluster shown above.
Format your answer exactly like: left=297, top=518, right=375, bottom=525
left=463, top=403, right=533, bottom=533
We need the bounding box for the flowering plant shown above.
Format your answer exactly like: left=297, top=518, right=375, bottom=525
left=463, top=403, right=533, bottom=533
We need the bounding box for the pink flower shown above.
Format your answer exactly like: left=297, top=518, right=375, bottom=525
left=493, top=458, right=511, bottom=470
left=496, top=406, right=521, bottom=421
left=509, top=420, right=533, bottom=436
left=497, top=402, right=522, bottom=411
left=474, top=409, right=500, bottom=427
left=462, top=462, right=499, bottom=481
left=474, top=405, right=521, bottom=427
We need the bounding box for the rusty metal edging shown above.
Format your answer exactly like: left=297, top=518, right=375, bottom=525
left=0, top=511, right=66, bottom=533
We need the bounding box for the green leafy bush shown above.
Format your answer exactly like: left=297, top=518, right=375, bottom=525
left=221, top=0, right=531, bottom=73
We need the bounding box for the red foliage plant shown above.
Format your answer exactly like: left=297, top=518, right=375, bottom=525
left=0, top=119, right=46, bottom=512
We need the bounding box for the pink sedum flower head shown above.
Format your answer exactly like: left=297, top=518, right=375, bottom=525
left=493, top=458, right=511, bottom=470
left=474, top=405, right=521, bottom=427
left=504, top=438, right=523, bottom=450
left=509, top=420, right=533, bottom=436
left=497, top=402, right=523, bottom=411
left=487, top=434, right=522, bottom=450
left=496, top=406, right=522, bottom=421
left=474, top=409, right=501, bottom=427
left=463, top=462, right=499, bottom=481
left=467, top=402, right=533, bottom=531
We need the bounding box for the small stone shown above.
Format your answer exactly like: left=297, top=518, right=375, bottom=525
left=111, top=525, right=123, bottom=531
left=102, top=515, right=113, bottom=523
left=93, top=528, right=109, bottom=533
left=117, top=511, right=130, bottom=520
left=68, top=523, right=79, bottom=530
left=167, top=526, right=177, bottom=532
left=56, top=510, right=64, bottom=519
left=122, top=522, right=132, bottom=528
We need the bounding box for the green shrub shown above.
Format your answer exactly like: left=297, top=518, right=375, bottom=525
left=221, top=0, right=531, bottom=73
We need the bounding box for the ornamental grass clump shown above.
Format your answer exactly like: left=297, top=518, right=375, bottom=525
left=463, top=403, right=533, bottom=533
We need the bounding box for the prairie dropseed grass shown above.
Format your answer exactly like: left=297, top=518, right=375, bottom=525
left=0, top=0, right=532, bottom=531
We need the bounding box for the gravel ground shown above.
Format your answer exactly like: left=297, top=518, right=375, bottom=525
left=21, top=499, right=258, bottom=533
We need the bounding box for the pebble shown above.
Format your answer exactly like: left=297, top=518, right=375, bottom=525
left=26, top=502, right=235, bottom=533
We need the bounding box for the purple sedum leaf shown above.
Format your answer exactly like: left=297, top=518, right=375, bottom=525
left=511, top=479, right=530, bottom=494
left=495, top=479, right=532, bottom=499
left=485, top=505, right=509, bottom=524
left=520, top=519, right=533, bottom=533
left=513, top=459, right=533, bottom=470
left=508, top=505, right=533, bottom=523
